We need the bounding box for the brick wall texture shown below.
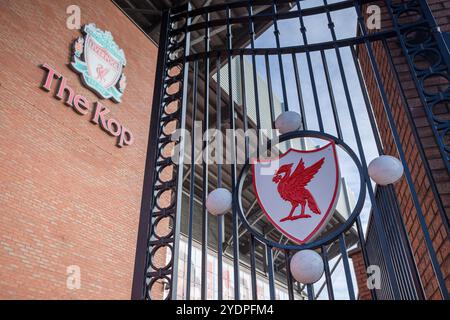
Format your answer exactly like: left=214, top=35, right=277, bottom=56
left=0, top=0, right=158, bottom=299
left=1, top=0, right=449, bottom=301
left=349, top=248, right=372, bottom=300
left=353, top=0, right=450, bottom=299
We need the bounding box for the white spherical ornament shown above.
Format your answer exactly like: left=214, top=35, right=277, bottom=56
left=206, top=188, right=232, bottom=216
left=275, top=111, right=302, bottom=134
left=368, top=155, right=404, bottom=186
left=290, top=250, right=324, bottom=284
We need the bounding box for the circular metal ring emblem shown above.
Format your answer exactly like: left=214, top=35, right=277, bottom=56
left=234, top=130, right=366, bottom=251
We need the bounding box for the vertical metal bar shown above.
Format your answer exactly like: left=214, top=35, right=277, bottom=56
left=266, top=245, right=275, bottom=300
left=382, top=186, right=415, bottom=299
left=372, top=221, right=394, bottom=299
left=349, top=45, right=383, bottom=153
left=315, top=253, right=342, bottom=299
left=307, top=284, right=314, bottom=301
left=355, top=0, right=449, bottom=299
left=321, top=246, right=334, bottom=300
left=385, top=185, right=424, bottom=299
left=247, top=2, right=262, bottom=156
left=216, top=54, right=224, bottom=301
left=200, top=12, right=210, bottom=300
left=383, top=186, right=420, bottom=299
left=368, top=221, right=393, bottom=299
left=271, top=0, right=288, bottom=110
left=170, top=6, right=192, bottom=300
left=320, top=50, right=342, bottom=140
left=376, top=187, right=409, bottom=298
left=239, top=54, right=250, bottom=161
left=226, top=5, right=240, bottom=300
left=264, top=53, right=276, bottom=128
left=217, top=217, right=224, bottom=299
left=131, top=9, right=171, bottom=300
left=355, top=216, right=378, bottom=300
left=350, top=44, right=384, bottom=300
left=295, top=0, right=324, bottom=132
left=291, top=53, right=307, bottom=130
left=250, top=234, right=258, bottom=300
left=185, top=60, right=199, bottom=300
left=339, top=234, right=356, bottom=300
left=284, top=250, right=295, bottom=300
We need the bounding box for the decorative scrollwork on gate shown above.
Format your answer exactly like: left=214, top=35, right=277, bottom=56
left=141, top=9, right=189, bottom=300
left=388, top=0, right=450, bottom=173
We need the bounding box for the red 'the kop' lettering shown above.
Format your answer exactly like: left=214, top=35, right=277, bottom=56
left=40, top=63, right=134, bottom=148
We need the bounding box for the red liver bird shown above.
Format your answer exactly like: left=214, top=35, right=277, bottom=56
left=272, top=157, right=325, bottom=222
left=96, top=64, right=109, bottom=83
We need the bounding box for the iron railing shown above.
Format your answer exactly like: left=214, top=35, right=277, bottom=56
left=131, top=0, right=449, bottom=300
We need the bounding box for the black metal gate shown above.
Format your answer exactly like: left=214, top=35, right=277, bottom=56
left=131, top=0, right=450, bottom=300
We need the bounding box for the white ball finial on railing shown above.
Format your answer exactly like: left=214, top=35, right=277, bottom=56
left=368, top=155, right=404, bottom=186
left=206, top=188, right=232, bottom=216
left=290, top=250, right=324, bottom=284
left=275, top=111, right=302, bottom=134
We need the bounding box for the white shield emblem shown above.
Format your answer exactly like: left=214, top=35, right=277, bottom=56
left=252, top=142, right=340, bottom=244
left=71, top=24, right=127, bottom=103
left=84, top=35, right=122, bottom=90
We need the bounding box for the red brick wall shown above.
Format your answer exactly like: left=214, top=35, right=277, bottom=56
left=349, top=248, right=372, bottom=300
left=0, top=0, right=157, bottom=299
left=355, top=0, right=450, bottom=299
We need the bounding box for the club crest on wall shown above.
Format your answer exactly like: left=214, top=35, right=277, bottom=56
left=252, top=142, right=341, bottom=244
left=71, top=23, right=127, bottom=103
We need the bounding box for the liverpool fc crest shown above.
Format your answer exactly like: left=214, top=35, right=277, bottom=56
left=71, top=23, right=127, bottom=103
left=252, top=142, right=340, bottom=244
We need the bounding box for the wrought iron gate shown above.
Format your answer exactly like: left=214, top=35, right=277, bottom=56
left=131, top=0, right=450, bottom=300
